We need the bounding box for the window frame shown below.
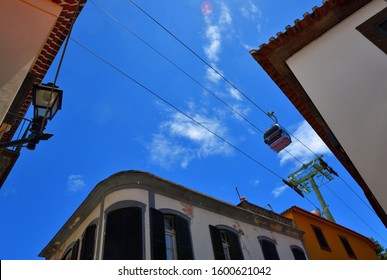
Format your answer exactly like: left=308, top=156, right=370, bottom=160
left=311, top=225, right=331, bottom=251
left=80, top=220, right=98, bottom=260
left=258, top=236, right=280, bottom=260
left=339, top=235, right=357, bottom=259
left=150, top=208, right=194, bottom=260
left=102, top=201, right=146, bottom=260
left=356, top=7, right=387, bottom=55
left=290, top=245, right=307, bottom=260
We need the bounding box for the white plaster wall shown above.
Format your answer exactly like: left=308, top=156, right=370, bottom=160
left=50, top=204, right=101, bottom=260
left=155, top=194, right=305, bottom=260
left=287, top=0, right=387, bottom=213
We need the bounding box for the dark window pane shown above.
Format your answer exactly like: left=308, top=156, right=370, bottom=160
left=71, top=239, right=80, bottom=260
left=103, top=207, right=142, bottom=260
left=80, top=224, right=97, bottom=260
left=209, top=225, right=225, bottom=260
left=259, top=238, right=280, bottom=260
left=291, top=247, right=307, bottom=260
left=150, top=208, right=167, bottom=260
left=312, top=225, right=330, bottom=250
left=174, top=215, right=193, bottom=260
left=227, top=230, right=244, bottom=260
left=339, top=236, right=356, bottom=258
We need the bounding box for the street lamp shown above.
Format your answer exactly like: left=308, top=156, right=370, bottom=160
left=0, top=83, right=63, bottom=150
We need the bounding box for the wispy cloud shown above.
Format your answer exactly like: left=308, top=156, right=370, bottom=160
left=203, top=2, right=232, bottom=82
left=148, top=110, right=233, bottom=168
left=240, top=0, right=262, bottom=21
left=272, top=185, right=287, bottom=198
left=67, top=175, right=86, bottom=193
left=278, top=120, right=331, bottom=166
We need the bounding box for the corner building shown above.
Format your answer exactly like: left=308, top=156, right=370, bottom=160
left=40, top=170, right=307, bottom=260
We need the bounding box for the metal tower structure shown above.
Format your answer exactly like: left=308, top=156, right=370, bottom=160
left=288, top=156, right=337, bottom=222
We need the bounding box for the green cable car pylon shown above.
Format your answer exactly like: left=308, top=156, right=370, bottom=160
left=287, top=155, right=338, bottom=223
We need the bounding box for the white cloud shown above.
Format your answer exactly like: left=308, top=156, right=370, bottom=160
left=206, top=67, right=222, bottom=83
left=229, top=87, right=242, bottom=101
left=148, top=111, right=233, bottom=168
left=202, top=2, right=233, bottom=83
left=67, top=175, right=86, bottom=193
left=272, top=185, right=288, bottom=198
left=240, top=0, right=262, bottom=21
left=278, top=120, right=331, bottom=166
left=204, top=25, right=221, bottom=62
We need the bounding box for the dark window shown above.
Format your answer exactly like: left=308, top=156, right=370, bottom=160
left=356, top=8, right=387, bottom=54
left=150, top=208, right=167, bottom=260
left=80, top=224, right=97, bottom=260
left=209, top=225, right=244, bottom=260
left=103, top=207, right=142, bottom=260
left=290, top=245, right=307, bottom=260
left=311, top=225, right=330, bottom=251
left=61, top=239, right=79, bottom=260
left=378, top=18, right=387, bottom=34
left=339, top=235, right=356, bottom=259
left=258, top=237, right=280, bottom=260
left=150, top=208, right=193, bottom=260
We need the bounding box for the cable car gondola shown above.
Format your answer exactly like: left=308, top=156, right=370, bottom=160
left=263, top=112, right=292, bottom=153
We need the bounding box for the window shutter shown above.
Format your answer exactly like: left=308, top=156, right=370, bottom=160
left=260, top=239, right=280, bottom=260
left=227, top=231, right=244, bottom=260
left=291, top=247, right=307, bottom=260
left=150, top=208, right=167, bottom=260
left=174, top=215, right=193, bottom=260
left=71, top=239, right=80, bottom=260
left=80, top=224, right=97, bottom=260
left=209, top=225, right=225, bottom=260
left=103, top=207, right=142, bottom=260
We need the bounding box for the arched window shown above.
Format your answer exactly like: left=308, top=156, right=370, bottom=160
left=61, top=239, right=80, bottom=260
left=209, top=225, right=244, bottom=260
left=80, top=222, right=97, bottom=260
left=103, top=205, right=143, bottom=260
left=290, top=245, right=307, bottom=260
left=258, top=236, right=280, bottom=260
left=150, top=208, right=194, bottom=260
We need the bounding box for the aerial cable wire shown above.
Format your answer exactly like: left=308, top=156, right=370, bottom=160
left=90, top=0, right=308, bottom=167
left=71, top=39, right=384, bottom=240
left=71, top=38, right=320, bottom=202
left=39, top=0, right=83, bottom=133
left=90, top=1, right=379, bottom=225
left=324, top=184, right=387, bottom=243
left=124, top=0, right=382, bottom=227
left=126, top=0, right=321, bottom=158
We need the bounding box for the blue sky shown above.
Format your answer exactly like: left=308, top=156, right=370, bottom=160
left=1, top=0, right=386, bottom=259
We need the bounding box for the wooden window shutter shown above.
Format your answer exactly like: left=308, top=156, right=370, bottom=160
left=174, top=215, right=193, bottom=260
left=71, top=239, right=80, bottom=260
left=209, top=225, right=225, bottom=260
left=80, top=224, right=97, bottom=260
left=227, top=231, right=244, bottom=260
left=103, top=207, right=142, bottom=260
left=150, top=208, right=167, bottom=260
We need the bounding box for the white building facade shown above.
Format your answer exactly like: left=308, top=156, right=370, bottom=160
left=39, top=170, right=307, bottom=260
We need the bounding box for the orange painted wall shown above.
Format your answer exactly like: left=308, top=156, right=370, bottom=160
left=282, top=208, right=377, bottom=260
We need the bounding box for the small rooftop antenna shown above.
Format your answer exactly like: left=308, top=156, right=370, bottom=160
left=235, top=186, right=245, bottom=202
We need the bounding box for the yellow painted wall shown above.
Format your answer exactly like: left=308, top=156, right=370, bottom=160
left=283, top=209, right=377, bottom=260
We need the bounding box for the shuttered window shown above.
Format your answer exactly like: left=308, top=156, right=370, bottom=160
left=150, top=208, right=193, bottom=260
left=339, top=235, right=356, bottom=259
left=290, top=245, right=307, bottom=260
left=259, top=237, right=280, bottom=260
left=150, top=208, right=167, bottom=260
left=209, top=225, right=244, bottom=260
left=103, top=207, right=142, bottom=260
left=80, top=224, right=97, bottom=260
left=311, top=225, right=330, bottom=251
left=61, top=239, right=80, bottom=260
